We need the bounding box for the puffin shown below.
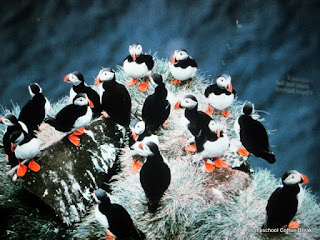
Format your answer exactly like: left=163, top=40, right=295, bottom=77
left=93, top=188, right=146, bottom=240
left=46, top=93, right=94, bottom=146
left=204, top=74, right=236, bottom=117
left=129, top=119, right=159, bottom=173
left=10, top=129, right=41, bottom=177
left=141, top=73, right=171, bottom=132
left=0, top=113, right=28, bottom=168
left=123, top=43, right=154, bottom=92
left=95, top=68, right=131, bottom=127
left=265, top=170, right=309, bottom=229
left=64, top=71, right=102, bottom=114
left=139, top=141, right=171, bottom=213
left=18, top=83, right=51, bottom=132
left=174, top=95, right=212, bottom=152
left=196, top=119, right=230, bottom=172
left=234, top=102, right=276, bottom=163
left=169, top=49, right=197, bottom=84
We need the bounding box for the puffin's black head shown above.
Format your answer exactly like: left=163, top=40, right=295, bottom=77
left=95, top=68, right=115, bottom=86
left=129, top=43, right=142, bottom=61
left=10, top=130, right=25, bottom=146
left=171, top=49, right=189, bottom=64
left=174, top=95, right=198, bottom=110
left=150, top=73, right=163, bottom=86
left=208, top=119, right=223, bottom=138
left=242, top=102, right=254, bottom=115
left=28, top=83, right=42, bottom=96
left=139, top=141, right=160, bottom=157
left=73, top=93, right=94, bottom=108
left=129, top=118, right=145, bottom=136
left=216, top=74, right=233, bottom=92
left=282, top=170, right=309, bottom=186
left=0, top=113, right=18, bottom=127
left=94, top=188, right=111, bottom=204
left=64, top=71, right=84, bottom=85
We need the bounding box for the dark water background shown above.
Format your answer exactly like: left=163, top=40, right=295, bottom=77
left=0, top=0, right=319, bottom=236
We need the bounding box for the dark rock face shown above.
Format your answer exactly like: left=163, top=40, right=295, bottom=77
left=12, top=118, right=125, bottom=225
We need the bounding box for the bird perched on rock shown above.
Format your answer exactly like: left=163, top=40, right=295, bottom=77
left=46, top=93, right=94, bottom=146
left=18, top=83, right=51, bottom=132
left=64, top=71, right=102, bottom=114
left=139, top=141, right=171, bottom=212
left=196, top=119, right=230, bottom=172
left=234, top=102, right=276, bottom=163
left=141, top=73, right=170, bottom=132
left=174, top=95, right=212, bottom=152
left=94, top=188, right=146, bottom=240
left=265, top=170, right=309, bottom=229
left=169, top=49, right=197, bottom=85
left=123, top=43, right=154, bottom=92
left=10, top=129, right=41, bottom=177
left=204, top=74, right=236, bottom=117
left=129, top=119, right=159, bottom=173
left=95, top=68, right=131, bottom=127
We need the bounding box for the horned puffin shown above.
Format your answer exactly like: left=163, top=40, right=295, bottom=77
left=234, top=102, right=276, bottom=163
left=0, top=113, right=28, bottom=168
left=10, top=129, right=41, bottom=177
left=123, top=43, right=154, bottom=92
left=46, top=93, right=94, bottom=146
left=169, top=49, right=197, bottom=84
left=129, top=119, right=159, bottom=173
left=18, top=83, right=51, bottom=132
left=139, top=141, right=171, bottom=212
left=95, top=68, right=131, bottom=127
left=265, top=170, right=309, bottom=229
left=174, top=95, right=212, bottom=152
left=94, top=189, right=146, bottom=240
left=141, top=73, right=171, bottom=132
left=204, top=74, right=236, bottom=117
left=64, top=71, right=102, bottom=114
left=196, top=119, right=230, bottom=172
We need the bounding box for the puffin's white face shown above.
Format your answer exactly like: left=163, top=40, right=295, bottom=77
left=140, top=143, right=154, bottom=156
left=133, top=121, right=145, bottom=135
left=74, top=96, right=89, bottom=106
left=208, top=120, right=221, bottom=137
left=98, top=69, right=115, bottom=82
left=67, top=73, right=82, bottom=85
left=175, top=50, right=189, bottom=61
left=283, top=170, right=307, bottom=185
left=180, top=97, right=197, bottom=109
left=216, top=75, right=232, bottom=92
left=129, top=43, right=142, bottom=59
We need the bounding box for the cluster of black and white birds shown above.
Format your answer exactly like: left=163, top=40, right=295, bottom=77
left=0, top=42, right=310, bottom=238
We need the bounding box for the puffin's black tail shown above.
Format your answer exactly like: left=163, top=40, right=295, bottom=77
left=261, top=151, right=276, bottom=164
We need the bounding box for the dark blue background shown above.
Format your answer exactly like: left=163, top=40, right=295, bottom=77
left=1, top=0, right=319, bottom=198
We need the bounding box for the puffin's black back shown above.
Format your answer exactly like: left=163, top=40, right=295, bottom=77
left=185, top=106, right=212, bottom=138
left=101, top=81, right=131, bottom=127
left=142, top=82, right=170, bottom=133
left=18, top=93, right=46, bottom=132
left=140, top=151, right=171, bottom=212
left=174, top=57, right=197, bottom=68
left=204, top=83, right=236, bottom=97
left=125, top=54, right=154, bottom=70
left=266, top=185, right=300, bottom=228
left=238, top=115, right=276, bottom=163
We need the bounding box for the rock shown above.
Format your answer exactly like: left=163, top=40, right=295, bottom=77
left=8, top=118, right=126, bottom=225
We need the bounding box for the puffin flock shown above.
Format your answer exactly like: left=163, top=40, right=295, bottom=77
left=0, top=43, right=311, bottom=239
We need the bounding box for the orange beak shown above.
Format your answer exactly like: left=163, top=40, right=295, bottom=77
left=174, top=100, right=181, bottom=110
left=138, top=142, right=143, bottom=149
left=216, top=128, right=221, bottom=138
left=0, top=117, right=3, bottom=123
left=88, top=99, right=94, bottom=108
left=300, top=173, right=309, bottom=184
left=11, top=143, right=15, bottom=153
left=132, top=53, right=136, bottom=61
left=227, top=83, right=233, bottom=92
left=94, top=76, right=100, bottom=86
left=132, top=132, right=137, bottom=141
left=64, top=74, right=70, bottom=82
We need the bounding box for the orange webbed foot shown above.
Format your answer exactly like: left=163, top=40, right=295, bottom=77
left=288, top=221, right=300, bottom=229
left=237, top=147, right=250, bottom=157
left=105, top=229, right=115, bottom=240
left=204, top=160, right=215, bottom=173
left=68, top=133, right=80, bottom=146
left=39, top=123, right=49, bottom=131
left=28, top=159, right=41, bottom=172
left=205, top=104, right=213, bottom=115
left=101, top=111, right=110, bottom=119
left=126, top=78, right=137, bottom=86
left=163, top=119, right=169, bottom=126
left=73, top=127, right=85, bottom=136
left=138, top=80, right=149, bottom=92
left=185, top=144, right=197, bottom=152
left=131, top=158, right=142, bottom=174
left=170, top=79, right=181, bottom=85
left=215, top=158, right=229, bottom=168
left=222, top=108, right=232, bottom=118
left=17, top=162, right=28, bottom=177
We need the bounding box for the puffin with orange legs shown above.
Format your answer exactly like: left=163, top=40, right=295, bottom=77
left=204, top=74, right=236, bottom=117
left=234, top=102, right=276, bottom=163
left=174, top=95, right=212, bottom=153
left=169, top=49, right=197, bottom=85
left=46, top=93, right=94, bottom=146
left=265, top=170, right=309, bottom=229
left=196, top=119, right=230, bottom=172
left=123, top=43, right=154, bottom=92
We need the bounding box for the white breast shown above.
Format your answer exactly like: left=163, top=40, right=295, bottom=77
left=208, top=93, right=234, bottom=110
left=15, top=138, right=41, bottom=160
left=169, top=65, right=197, bottom=81
left=233, top=117, right=240, bottom=139
left=45, top=98, right=51, bottom=117
left=73, top=107, right=92, bottom=131
left=69, top=88, right=77, bottom=102
left=200, top=135, right=230, bottom=159
left=123, top=60, right=151, bottom=78
left=95, top=205, right=109, bottom=229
